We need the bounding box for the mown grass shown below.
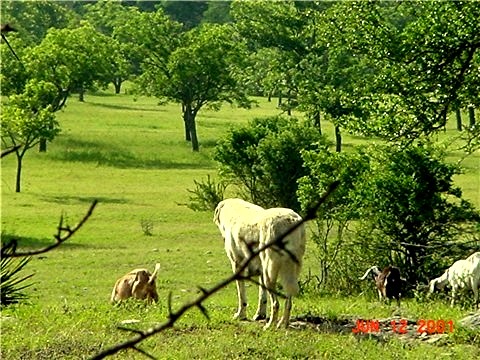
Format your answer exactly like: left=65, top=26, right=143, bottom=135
left=1, top=90, right=479, bottom=359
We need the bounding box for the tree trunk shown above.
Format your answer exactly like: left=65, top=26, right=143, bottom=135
left=189, top=116, right=199, bottom=152
left=184, top=103, right=199, bottom=151
left=15, top=154, right=23, bottom=193
left=287, top=90, right=292, bottom=116
left=182, top=105, right=191, bottom=142
left=455, top=108, right=462, bottom=131
left=335, top=125, right=342, bottom=153
left=78, top=88, right=85, bottom=102
left=313, top=110, right=322, bottom=135
left=113, top=77, right=122, bottom=94
left=468, top=105, right=476, bottom=127
left=39, top=138, right=47, bottom=152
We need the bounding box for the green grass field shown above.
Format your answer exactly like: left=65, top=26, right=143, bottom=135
left=1, top=91, right=479, bottom=359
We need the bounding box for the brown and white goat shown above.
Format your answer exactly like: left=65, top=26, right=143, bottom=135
left=360, top=265, right=404, bottom=306
left=111, top=263, right=160, bottom=303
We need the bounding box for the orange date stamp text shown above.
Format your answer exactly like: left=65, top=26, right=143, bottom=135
left=352, top=319, right=454, bottom=334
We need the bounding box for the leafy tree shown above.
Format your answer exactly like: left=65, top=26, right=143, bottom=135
left=202, top=1, right=232, bottom=24
left=231, top=0, right=304, bottom=104
left=0, top=0, right=76, bottom=45
left=2, top=22, right=117, bottom=152
left=28, top=22, right=118, bottom=103
left=321, top=1, right=480, bottom=146
left=122, top=9, right=251, bottom=151
left=84, top=0, right=137, bottom=93
left=160, top=0, right=208, bottom=29
left=1, top=80, right=60, bottom=192
left=163, top=23, right=251, bottom=151
left=214, top=115, right=328, bottom=211
left=232, top=1, right=346, bottom=144
left=11, top=22, right=119, bottom=152
left=0, top=35, right=29, bottom=96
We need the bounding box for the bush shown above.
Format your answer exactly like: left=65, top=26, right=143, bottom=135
left=298, top=143, right=480, bottom=294
left=214, top=115, right=329, bottom=211
left=186, top=175, right=227, bottom=212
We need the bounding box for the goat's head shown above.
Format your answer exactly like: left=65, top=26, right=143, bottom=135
left=131, top=266, right=160, bottom=302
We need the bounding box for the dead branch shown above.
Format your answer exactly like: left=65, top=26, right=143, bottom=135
left=1, top=23, right=21, bottom=63
left=1, top=145, right=22, bottom=158
left=90, top=181, right=340, bottom=359
left=2, top=200, right=98, bottom=258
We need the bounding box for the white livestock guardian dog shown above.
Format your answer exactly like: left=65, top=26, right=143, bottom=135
left=214, top=198, right=306, bottom=329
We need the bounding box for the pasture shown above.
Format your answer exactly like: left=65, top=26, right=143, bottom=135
left=1, top=91, right=479, bottom=359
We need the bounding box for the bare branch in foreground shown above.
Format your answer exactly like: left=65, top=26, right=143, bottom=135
left=90, top=181, right=340, bottom=360
left=1, top=145, right=22, bottom=158
left=2, top=200, right=98, bottom=258
left=1, top=25, right=22, bottom=63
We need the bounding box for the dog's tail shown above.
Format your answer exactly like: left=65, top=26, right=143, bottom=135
left=149, top=263, right=161, bottom=285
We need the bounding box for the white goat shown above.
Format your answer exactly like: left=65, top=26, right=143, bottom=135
left=429, top=252, right=480, bottom=308
left=213, top=198, right=306, bottom=329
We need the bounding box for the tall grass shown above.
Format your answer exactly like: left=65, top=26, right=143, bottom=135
left=1, top=91, right=479, bottom=359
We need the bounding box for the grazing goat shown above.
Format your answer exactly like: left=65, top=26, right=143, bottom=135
left=360, top=266, right=404, bottom=306
left=213, top=198, right=306, bottom=329
left=111, top=263, right=160, bottom=303
left=429, top=252, right=480, bottom=308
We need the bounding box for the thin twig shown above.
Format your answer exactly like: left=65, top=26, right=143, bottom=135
left=90, top=181, right=339, bottom=359
left=1, top=32, right=21, bottom=63
left=2, top=200, right=98, bottom=258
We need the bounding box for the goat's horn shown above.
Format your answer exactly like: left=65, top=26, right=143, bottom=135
left=149, top=263, right=161, bottom=284
left=359, top=266, right=376, bottom=280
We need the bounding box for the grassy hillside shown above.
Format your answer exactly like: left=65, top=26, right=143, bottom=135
left=1, top=91, right=479, bottom=359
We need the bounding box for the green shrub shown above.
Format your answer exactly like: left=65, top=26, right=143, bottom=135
left=186, top=175, right=227, bottom=212
left=214, top=115, right=329, bottom=211
left=298, top=143, right=480, bottom=294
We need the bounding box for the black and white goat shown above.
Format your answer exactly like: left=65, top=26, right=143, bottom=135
left=360, top=266, right=404, bottom=306
left=213, top=198, right=306, bottom=329
left=429, top=251, right=480, bottom=308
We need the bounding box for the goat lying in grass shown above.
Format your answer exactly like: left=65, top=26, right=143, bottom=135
left=360, top=265, right=404, bottom=306
left=214, top=198, right=306, bottom=329
left=111, top=263, right=160, bottom=303
left=429, top=252, right=480, bottom=308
